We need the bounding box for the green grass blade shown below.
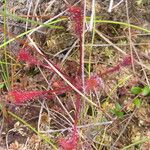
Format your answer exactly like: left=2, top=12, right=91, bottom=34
left=0, top=18, right=66, bottom=49
left=86, top=18, right=150, bottom=34
left=0, top=0, right=10, bottom=90
left=122, top=138, right=150, bottom=150
left=0, top=10, right=64, bottom=29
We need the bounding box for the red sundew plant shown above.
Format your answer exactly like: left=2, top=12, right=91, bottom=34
left=59, top=94, right=81, bottom=150
left=102, top=55, right=132, bottom=76
left=103, top=64, right=121, bottom=75
left=85, top=74, right=104, bottom=93
left=120, top=55, right=132, bottom=67
left=68, top=6, right=83, bottom=38
left=59, top=125, right=79, bottom=150
left=3, top=10, right=133, bottom=149
left=18, top=48, right=64, bottom=74
left=13, top=46, right=132, bottom=150
left=9, top=86, right=73, bottom=104
left=9, top=90, right=47, bottom=103
left=18, top=48, right=41, bottom=66
left=68, top=6, right=84, bottom=75
left=60, top=6, right=83, bottom=150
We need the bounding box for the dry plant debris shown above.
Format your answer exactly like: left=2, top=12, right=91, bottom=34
left=0, top=0, right=150, bottom=150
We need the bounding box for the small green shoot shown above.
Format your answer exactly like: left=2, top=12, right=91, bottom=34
left=131, top=85, right=150, bottom=109
left=142, top=86, right=150, bottom=96
left=133, top=98, right=142, bottom=108
left=112, top=103, right=124, bottom=118
left=0, top=83, right=5, bottom=89
left=131, top=86, right=142, bottom=95
left=131, top=85, right=150, bottom=96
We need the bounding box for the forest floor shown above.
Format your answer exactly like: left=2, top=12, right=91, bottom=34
left=0, top=0, right=150, bottom=150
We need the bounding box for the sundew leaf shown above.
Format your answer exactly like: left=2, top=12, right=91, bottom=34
left=18, top=49, right=40, bottom=65
left=142, top=86, right=150, bottom=96
left=59, top=125, right=79, bottom=150
left=133, top=98, right=142, bottom=108
left=68, top=6, right=83, bottom=37
left=9, top=90, right=46, bottom=103
left=131, top=86, right=142, bottom=95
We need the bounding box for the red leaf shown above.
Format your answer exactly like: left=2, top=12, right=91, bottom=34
left=18, top=49, right=40, bottom=65
left=85, top=74, right=104, bottom=92
left=9, top=86, right=73, bottom=104
left=121, top=55, right=132, bottom=67
left=68, top=6, right=84, bottom=75
left=9, top=90, right=46, bottom=103
left=102, top=55, right=132, bottom=76
left=59, top=95, right=80, bottom=150
left=68, top=6, right=83, bottom=38
left=105, top=64, right=121, bottom=74
left=18, top=49, right=69, bottom=75
left=59, top=125, right=79, bottom=150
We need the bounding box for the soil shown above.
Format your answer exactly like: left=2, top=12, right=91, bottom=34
left=0, top=0, right=150, bottom=150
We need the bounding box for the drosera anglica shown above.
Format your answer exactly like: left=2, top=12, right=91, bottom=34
left=59, top=94, right=81, bottom=150
left=68, top=6, right=84, bottom=75
left=9, top=86, right=73, bottom=104
left=18, top=48, right=41, bottom=66
left=18, top=48, right=64, bottom=74
left=120, top=55, right=132, bottom=67
left=101, top=55, right=132, bottom=76
left=59, top=125, right=79, bottom=150
left=68, top=6, right=83, bottom=38
left=85, top=74, right=104, bottom=93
